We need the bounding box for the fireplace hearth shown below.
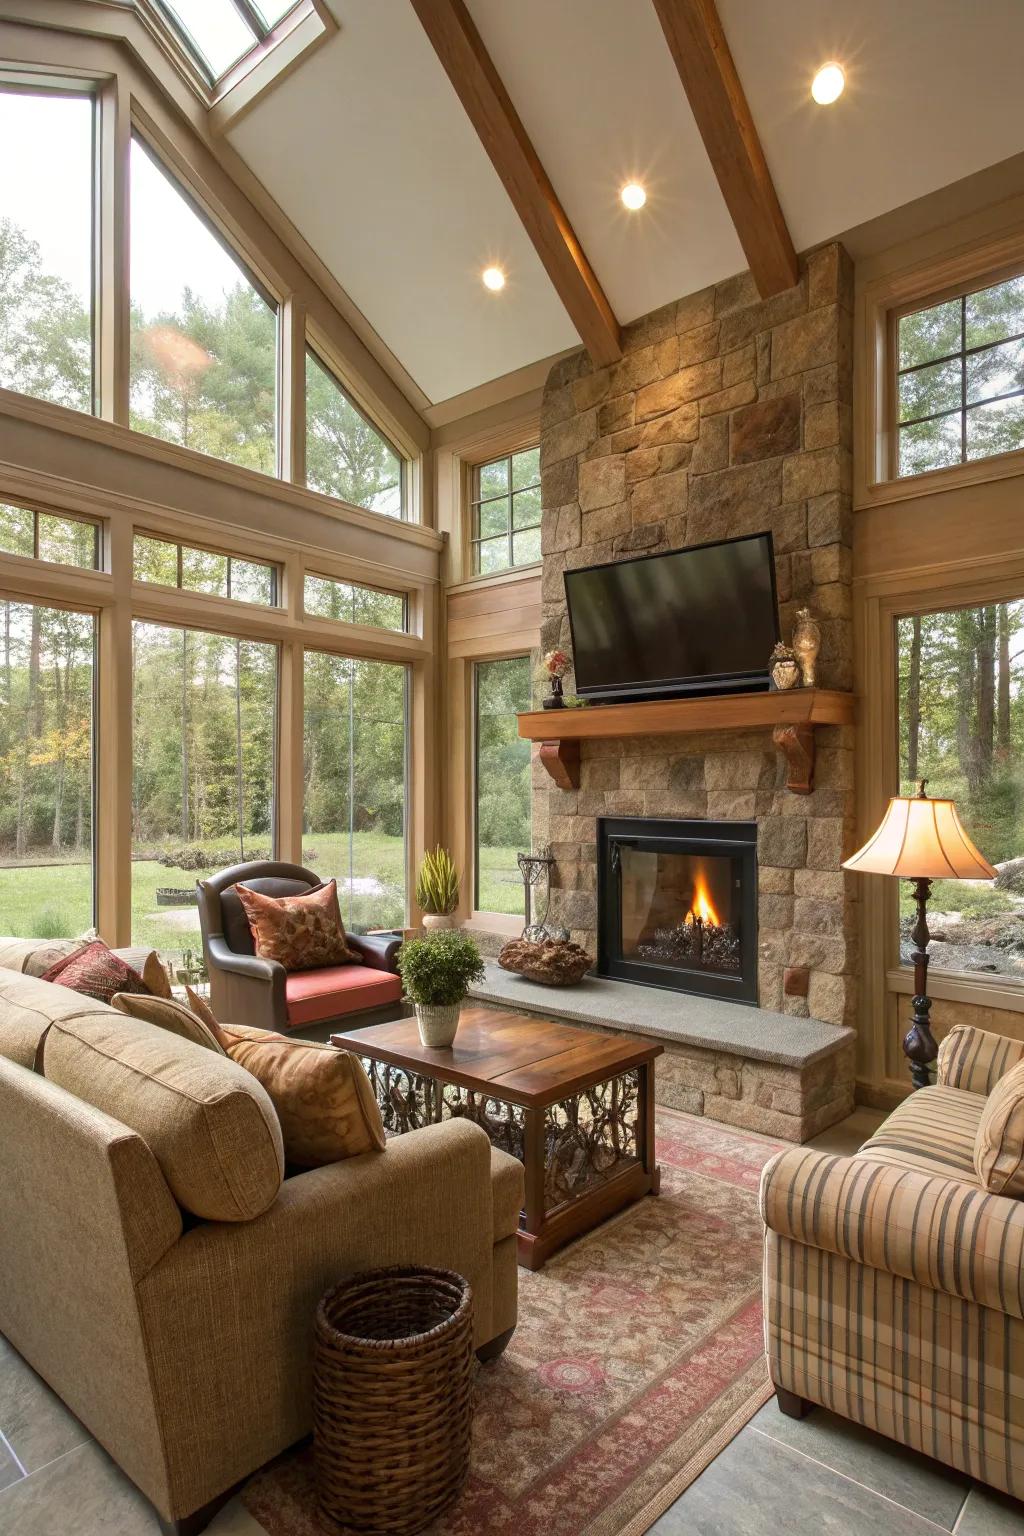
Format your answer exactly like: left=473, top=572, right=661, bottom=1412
left=597, top=817, right=758, bottom=1003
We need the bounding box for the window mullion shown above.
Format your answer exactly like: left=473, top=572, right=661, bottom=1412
left=227, top=0, right=268, bottom=41
left=960, top=295, right=968, bottom=464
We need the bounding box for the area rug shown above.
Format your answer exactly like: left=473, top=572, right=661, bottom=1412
left=242, top=1109, right=784, bottom=1536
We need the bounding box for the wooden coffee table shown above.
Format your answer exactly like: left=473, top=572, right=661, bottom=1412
left=331, top=1005, right=662, bottom=1270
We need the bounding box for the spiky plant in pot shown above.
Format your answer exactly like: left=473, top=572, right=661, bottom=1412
left=415, top=846, right=461, bottom=931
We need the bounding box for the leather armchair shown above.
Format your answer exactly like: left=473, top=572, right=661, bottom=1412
left=197, top=861, right=403, bottom=1035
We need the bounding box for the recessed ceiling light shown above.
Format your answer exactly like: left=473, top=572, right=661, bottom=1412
left=482, top=265, right=506, bottom=291
left=621, top=182, right=647, bottom=211
left=811, top=62, right=845, bottom=105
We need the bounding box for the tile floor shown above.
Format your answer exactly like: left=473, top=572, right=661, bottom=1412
left=2, top=1106, right=1022, bottom=1536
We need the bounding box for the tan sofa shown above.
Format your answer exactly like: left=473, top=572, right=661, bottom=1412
left=0, top=968, right=523, bottom=1535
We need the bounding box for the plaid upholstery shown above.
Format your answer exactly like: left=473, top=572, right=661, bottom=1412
left=976, top=1062, right=1024, bottom=1197
left=938, top=1024, right=1024, bottom=1095
left=762, top=1083, right=1024, bottom=1497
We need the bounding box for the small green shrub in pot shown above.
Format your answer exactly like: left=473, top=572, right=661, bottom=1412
left=397, top=930, right=485, bottom=1048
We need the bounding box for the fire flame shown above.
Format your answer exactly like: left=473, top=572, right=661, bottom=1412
left=686, top=867, right=720, bottom=927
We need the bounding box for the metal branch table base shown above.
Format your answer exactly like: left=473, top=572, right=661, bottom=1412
left=332, top=1007, right=662, bottom=1270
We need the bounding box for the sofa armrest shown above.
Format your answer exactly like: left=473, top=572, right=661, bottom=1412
left=348, top=933, right=402, bottom=973
left=937, top=1025, right=1024, bottom=1095
left=205, top=937, right=285, bottom=1030
left=205, top=935, right=283, bottom=986
left=760, top=1146, right=1024, bottom=1320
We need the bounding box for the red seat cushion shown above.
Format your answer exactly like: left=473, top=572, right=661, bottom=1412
left=284, top=965, right=402, bottom=1028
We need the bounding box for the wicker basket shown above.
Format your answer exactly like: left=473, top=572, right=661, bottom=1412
left=313, top=1267, right=474, bottom=1536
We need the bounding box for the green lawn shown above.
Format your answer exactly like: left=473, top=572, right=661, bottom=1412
left=0, top=833, right=525, bottom=962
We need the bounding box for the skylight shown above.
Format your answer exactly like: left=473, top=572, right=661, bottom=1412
left=156, top=0, right=299, bottom=83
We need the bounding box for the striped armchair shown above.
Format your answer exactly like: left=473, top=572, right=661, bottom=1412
left=761, top=1024, right=1024, bottom=1499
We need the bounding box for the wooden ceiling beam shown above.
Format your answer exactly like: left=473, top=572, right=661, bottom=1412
left=407, top=0, right=622, bottom=366
left=651, top=0, right=798, bottom=297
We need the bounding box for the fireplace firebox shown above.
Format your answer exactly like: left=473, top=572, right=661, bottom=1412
left=597, top=817, right=758, bottom=1003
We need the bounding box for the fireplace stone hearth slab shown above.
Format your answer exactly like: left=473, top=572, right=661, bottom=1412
left=468, top=962, right=855, bottom=1142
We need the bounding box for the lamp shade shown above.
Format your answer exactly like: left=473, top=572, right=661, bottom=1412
left=843, top=793, right=997, bottom=881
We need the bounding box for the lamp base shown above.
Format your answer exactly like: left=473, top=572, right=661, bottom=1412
left=904, top=876, right=936, bottom=1091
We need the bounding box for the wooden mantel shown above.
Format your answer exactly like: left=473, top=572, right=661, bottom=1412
left=517, top=689, right=856, bottom=795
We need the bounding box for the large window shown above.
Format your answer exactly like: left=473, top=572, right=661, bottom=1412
left=475, top=657, right=532, bottom=915
left=0, top=600, right=95, bottom=938
left=897, top=600, right=1024, bottom=978
left=1, top=505, right=98, bottom=568
left=129, top=136, right=278, bottom=475
left=134, top=533, right=277, bottom=605
left=897, top=274, right=1024, bottom=477
left=471, top=447, right=541, bottom=575
left=131, top=622, right=277, bottom=969
left=304, top=574, right=406, bottom=632
left=303, top=653, right=407, bottom=930
left=306, top=349, right=404, bottom=517
left=0, top=90, right=93, bottom=414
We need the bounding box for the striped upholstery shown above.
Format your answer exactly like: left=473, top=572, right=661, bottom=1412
left=856, top=1084, right=984, bottom=1181
left=938, top=1025, right=1024, bottom=1095
left=976, top=1062, right=1024, bottom=1197
left=762, top=1054, right=1024, bottom=1498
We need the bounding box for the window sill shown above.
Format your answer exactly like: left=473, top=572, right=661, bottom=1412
left=466, top=912, right=523, bottom=937
left=886, top=964, right=1024, bottom=1015
left=857, top=443, right=1024, bottom=511
left=448, top=563, right=542, bottom=596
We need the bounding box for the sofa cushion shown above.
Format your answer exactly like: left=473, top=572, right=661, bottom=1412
left=0, top=937, right=83, bottom=977
left=42, top=1010, right=284, bottom=1221
left=236, top=879, right=360, bottom=972
left=211, top=1022, right=386, bottom=1167
left=0, top=968, right=117, bottom=1069
left=285, top=964, right=402, bottom=1027
left=856, top=1083, right=985, bottom=1183
left=111, top=992, right=225, bottom=1055
left=40, top=941, right=152, bottom=1006
left=975, top=1061, right=1024, bottom=1196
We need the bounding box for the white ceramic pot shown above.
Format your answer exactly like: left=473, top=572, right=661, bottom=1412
left=421, top=912, right=457, bottom=932
left=415, top=1001, right=461, bottom=1049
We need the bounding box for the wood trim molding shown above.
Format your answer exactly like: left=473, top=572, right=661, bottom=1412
left=406, top=0, right=622, bottom=367
left=650, top=0, right=798, bottom=298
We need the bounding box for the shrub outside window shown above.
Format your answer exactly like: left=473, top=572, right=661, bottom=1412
left=133, top=534, right=277, bottom=605
left=471, top=447, right=541, bottom=575
left=475, top=657, right=532, bottom=915
left=306, top=349, right=404, bottom=518
left=303, top=574, right=406, bottom=632
left=897, top=599, right=1024, bottom=980
left=897, top=275, right=1024, bottom=477
left=0, top=505, right=98, bottom=569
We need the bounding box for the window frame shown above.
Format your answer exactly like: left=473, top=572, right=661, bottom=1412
left=151, top=0, right=302, bottom=86
left=893, top=273, right=1024, bottom=480
left=132, top=529, right=280, bottom=607
left=472, top=653, right=532, bottom=920
left=469, top=446, right=541, bottom=576
left=0, top=502, right=101, bottom=571
left=304, top=343, right=408, bottom=521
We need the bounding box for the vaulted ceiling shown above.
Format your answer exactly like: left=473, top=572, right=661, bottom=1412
left=226, top=0, right=1024, bottom=409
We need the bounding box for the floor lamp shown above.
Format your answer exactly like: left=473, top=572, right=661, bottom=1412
left=843, top=780, right=997, bottom=1089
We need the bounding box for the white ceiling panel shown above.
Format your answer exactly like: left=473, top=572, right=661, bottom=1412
left=228, top=0, right=579, bottom=404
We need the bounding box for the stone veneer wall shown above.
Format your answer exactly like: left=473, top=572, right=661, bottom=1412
left=535, top=243, right=858, bottom=1030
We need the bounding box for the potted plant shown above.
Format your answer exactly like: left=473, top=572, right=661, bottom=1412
left=541, top=648, right=571, bottom=709
left=397, top=930, right=485, bottom=1048
left=415, top=846, right=461, bottom=931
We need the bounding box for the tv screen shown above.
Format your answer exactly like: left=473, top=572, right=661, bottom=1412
left=564, top=532, right=779, bottom=702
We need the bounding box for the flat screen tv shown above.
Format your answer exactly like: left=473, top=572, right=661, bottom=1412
left=563, top=531, right=779, bottom=703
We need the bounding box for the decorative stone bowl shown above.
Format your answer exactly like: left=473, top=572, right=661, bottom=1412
left=498, top=938, right=593, bottom=987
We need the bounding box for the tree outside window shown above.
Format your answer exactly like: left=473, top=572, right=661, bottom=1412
left=897, top=600, right=1024, bottom=977
left=471, top=447, right=541, bottom=574
left=475, top=657, right=532, bottom=914
left=305, top=349, right=404, bottom=517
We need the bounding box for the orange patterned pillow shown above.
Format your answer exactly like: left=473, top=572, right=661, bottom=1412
left=210, top=1021, right=385, bottom=1168
left=235, top=879, right=359, bottom=972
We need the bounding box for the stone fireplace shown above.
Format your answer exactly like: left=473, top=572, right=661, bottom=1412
left=534, top=242, right=858, bottom=1032
left=597, top=816, right=758, bottom=1003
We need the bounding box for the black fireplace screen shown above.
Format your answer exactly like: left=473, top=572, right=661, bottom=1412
left=598, top=817, right=758, bottom=1003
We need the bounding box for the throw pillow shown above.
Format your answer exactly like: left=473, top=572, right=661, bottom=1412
left=975, top=1060, right=1024, bottom=1196
left=110, top=992, right=226, bottom=1055
left=185, top=985, right=222, bottom=1034
left=210, top=1020, right=385, bottom=1168
left=140, top=951, right=174, bottom=1000
left=235, top=879, right=360, bottom=972
left=40, top=940, right=151, bottom=1006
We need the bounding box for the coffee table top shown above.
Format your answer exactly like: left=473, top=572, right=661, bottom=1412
left=330, top=1004, right=661, bottom=1110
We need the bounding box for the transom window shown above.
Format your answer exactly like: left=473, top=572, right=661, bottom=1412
left=0, top=504, right=98, bottom=569
left=304, top=574, right=406, bottom=632
left=133, top=533, right=277, bottom=605
left=471, top=447, right=541, bottom=575
left=155, top=1, right=300, bottom=83
left=897, top=274, right=1024, bottom=477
